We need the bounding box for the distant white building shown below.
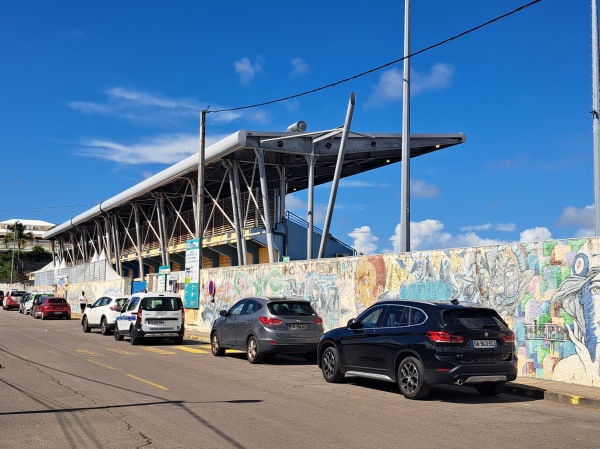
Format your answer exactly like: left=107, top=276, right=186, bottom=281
left=0, top=219, right=55, bottom=253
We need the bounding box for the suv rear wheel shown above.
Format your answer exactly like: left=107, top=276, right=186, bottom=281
left=246, top=336, right=263, bottom=364
left=398, top=356, right=431, bottom=400
left=475, top=381, right=506, bottom=396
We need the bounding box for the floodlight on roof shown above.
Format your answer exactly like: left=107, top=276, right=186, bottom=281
left=287, top=121, right=307, bottom=132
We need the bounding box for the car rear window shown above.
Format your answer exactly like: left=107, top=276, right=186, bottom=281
left=443, top=309, right=508, bottom=329
left=268, top=301, right=315, bottom=316
left=48, top=298, right=67, bottom=304
left=140, top=297, right=183, bottom=311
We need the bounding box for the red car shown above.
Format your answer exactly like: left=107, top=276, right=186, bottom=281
left=4, top=290, right=26, bottom=311
left=33, top=297, right=71, bottom=320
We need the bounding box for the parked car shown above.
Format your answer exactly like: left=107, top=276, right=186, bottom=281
left=24, top=292, right=52, bottom=315
left=18, top=293, right=31, bottom=314
left=317, top=299, right=517, bottom=400
left=4, top=290, right=26, bottom=311
left=32, top=297, right=71, bottom=320
left=82, top=295, right=129, bottom=335
left=210, top=296, right=324, bottom=364
left=0, top=291, right=4, bottom=307
left=114, top=292, right=184, bottom=345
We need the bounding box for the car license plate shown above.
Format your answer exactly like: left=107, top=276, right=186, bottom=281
left=148, top=320, right=165, bottom=325
left=288, top=324, right=308, bottom=330
left=53, top=312, right=62, bottom=315
left=472, top=340, right=497, bottom=349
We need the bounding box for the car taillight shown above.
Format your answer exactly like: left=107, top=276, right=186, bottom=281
left=259, top=316, right=283, bottom=326
left=500, top=332, right=515, bottom=344
left=427, top=331, right=466, bottom=344
left=314, top=317, right=323, bottom=325
left=136, top=308, right=142, bottom=324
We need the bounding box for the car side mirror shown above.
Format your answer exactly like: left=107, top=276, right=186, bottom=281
left=347, top=318, right=363, bottom=329
left=219, top=309, right=228, bottom=317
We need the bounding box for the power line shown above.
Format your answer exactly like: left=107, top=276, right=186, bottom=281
left=209, top=0, right=543, bottom=114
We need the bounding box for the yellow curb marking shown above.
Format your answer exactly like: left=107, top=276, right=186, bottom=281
left=176, top=346, right=209, bottom=354
left=76, top=349, right=98, bottom=355
left=142, top=347, right=178, bottom=355
left=107, top=348, right=139, bottom=355
left=127, top=374, right=169, bottom=391
left=570, top=396, right=581, bottom=405
left=87, top=359, right=115, bottom=370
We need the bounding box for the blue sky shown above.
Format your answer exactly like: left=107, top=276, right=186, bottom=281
left=0, top=0, right=596, bottom=254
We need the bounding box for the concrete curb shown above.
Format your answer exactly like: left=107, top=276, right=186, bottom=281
left=505, top=383, right=600, bottom=409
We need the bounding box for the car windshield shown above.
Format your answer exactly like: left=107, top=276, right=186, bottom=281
left=140, top=297, right=182, bottom=311
left=267, top=301, right=315, bottom=316
left=48, top=298, right=67, bottom=304
left=443, top=309, right=507, bottom=329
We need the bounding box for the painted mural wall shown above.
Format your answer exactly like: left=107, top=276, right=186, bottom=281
left=191, top=237, right=600, bottom=388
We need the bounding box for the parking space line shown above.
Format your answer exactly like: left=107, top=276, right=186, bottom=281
left=87, top=359, right=115, bottom=370
left=176, top=346, right=209, bottom=354
left=107, top=348, right=139, bottom=355
left=126, top=374, right=169, bottom=391
left=141, top=347, right=178, bottom=355
left=76, top=349, right=99, bottom=355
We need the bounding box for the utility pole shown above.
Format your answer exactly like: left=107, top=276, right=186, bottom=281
left=593, top=0, right=600, bottom=235
left=10, top=221, right=20, bottom=285
left=400, top=0, right=411, bottom=251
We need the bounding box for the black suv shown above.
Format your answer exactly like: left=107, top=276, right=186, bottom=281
left=317, top=300, right=517, bottom=400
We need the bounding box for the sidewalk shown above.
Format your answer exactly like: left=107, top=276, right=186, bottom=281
left=183, top=327, right=600, bottom=409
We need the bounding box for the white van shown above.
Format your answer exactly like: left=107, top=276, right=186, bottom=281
left=114, top=292, right=185, bottom=345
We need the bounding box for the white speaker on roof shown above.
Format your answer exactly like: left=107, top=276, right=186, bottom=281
left=287, top=121, right=307, bottom=132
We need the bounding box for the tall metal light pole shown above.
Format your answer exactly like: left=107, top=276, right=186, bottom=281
left=399, top=0, right=411, bottom=251
left=10, top=220, right=20, bottom=285
left=593, top=0, right=600, bottom=235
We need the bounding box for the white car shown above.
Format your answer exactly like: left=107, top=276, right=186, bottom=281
left=82, top=295, right=129, bottom=335
left=114, top=292, right=185, bottom=345
left=24, top=292, right=52, bottom=315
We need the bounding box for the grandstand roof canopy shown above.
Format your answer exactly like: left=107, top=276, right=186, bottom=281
left=43, top=128, right=466, bottom=240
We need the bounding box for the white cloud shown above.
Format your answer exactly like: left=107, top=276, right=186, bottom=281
left=290, top=57, right=310, bottom=77
left=348, top=226, right=379, bottom=255
left=234, top=56, right=264, bottom=85
left=410, top=179, right=439, bottom=198
left=519, top=227, right=552, bottom=243
left=496, top=223, right=516, bottom=232
left=461, top=223, right=516, bottom=232
left=365, top=63, right=454, bottom=109
left=557, top=205, right=594, bottom=228
left=69, top=87, right=245, bottom=125
left=77, top=132, right=229, bottom=165
left=339, top=180, right=379, bottom=188
left=389, top=219, right=505, bottom=252
left=285, top=193, right=327, bottom=224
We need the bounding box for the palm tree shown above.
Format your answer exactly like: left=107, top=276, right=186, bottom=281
left=4, top=222, right=34, bottom=252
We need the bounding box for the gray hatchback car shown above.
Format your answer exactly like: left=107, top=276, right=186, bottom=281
left=210, top=296, right=324, bottom=363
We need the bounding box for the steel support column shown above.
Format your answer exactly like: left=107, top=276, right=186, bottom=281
left=224, top=161, right=244, bottom=265
left=306, top=150, right=316, bottom=260
left=318, top=92, right=356, bottom=258
left=233, top=161, right=248, bottom=265
left=112, top=214, right=123, bottom=275
left=133, top=204, right=145, bottom=279
left=255, top=148, right=275, bottom=263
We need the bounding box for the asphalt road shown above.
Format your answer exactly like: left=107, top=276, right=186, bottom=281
left=0, top=311, right=598, bottom=449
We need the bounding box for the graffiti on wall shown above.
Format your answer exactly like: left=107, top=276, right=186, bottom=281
left=193, top=237, right=600, bottom=388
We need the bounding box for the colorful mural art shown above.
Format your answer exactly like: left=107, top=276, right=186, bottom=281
left=194, top=237, right=600, bottom=388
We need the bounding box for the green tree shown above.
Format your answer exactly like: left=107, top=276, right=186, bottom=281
left=3, top=222, right=34, bottom=252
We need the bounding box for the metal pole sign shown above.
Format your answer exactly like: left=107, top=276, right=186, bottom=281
left=184, top=238, right=199, bottom=308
